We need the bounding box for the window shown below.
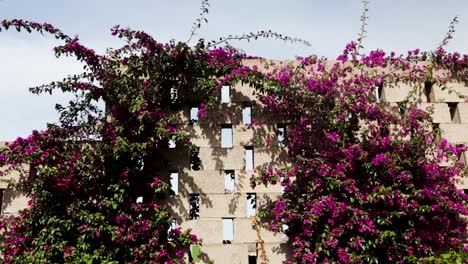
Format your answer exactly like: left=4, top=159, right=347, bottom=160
left=223, top=218, right=234, bottom=243
left=136, top=196, right=143, bottom=203
left=282, top=224, right=289, bottom=238
left=221, top=125, right=233, bottom=148
left=374, top=85, right=382, bottom=103
left=168, top=218, right=176, bottom=234
left=168, top=139, right=176, bottom=149
left=189, top=194, right=200, bottom=220
left=448, top=103, right=458, bottom=123
left=224, top=170, right=235, bottom=193
left=190, top=149, right=201, bottom=171
left=277, top=124, right=285, bottom=146
left=170, top=170, right=179, bottom=195
left=425, top=83, right=432, bottom=102
left=221, top=85, right=230, bottom=103
left=248, top=243, right=257, bottom=262
left=190, top=107, right=199, bottom=125
left=242, top=103, right=252, bottom=124
left=245, top=147, right=254, bottom=171
left=247, top=193, right=256, bottom=218
left=170, top=87, right=178, bottom=104
left=137, top=158, right=145, bottom=171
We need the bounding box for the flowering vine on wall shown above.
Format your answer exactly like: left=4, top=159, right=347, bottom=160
left=0, top=1, right=467, bottom=263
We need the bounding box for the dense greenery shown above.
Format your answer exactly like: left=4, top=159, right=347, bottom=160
left=0, top=20, right=246, bottom=263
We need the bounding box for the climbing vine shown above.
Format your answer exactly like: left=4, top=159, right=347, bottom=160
left=0, top=1, right=467, bottom=263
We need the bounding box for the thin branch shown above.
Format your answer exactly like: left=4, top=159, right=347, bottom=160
left=354, top=0, right=370, bottom=57
left=206, top=30, right=312, bottom=48
left=187, top=0, right=210, bottom=43
left=437, top=16, right=459, bottom=50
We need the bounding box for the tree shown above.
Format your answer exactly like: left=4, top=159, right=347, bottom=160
left=0, top=20, right=246, bottom=263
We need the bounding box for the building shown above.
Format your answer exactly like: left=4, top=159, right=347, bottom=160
left=1, top=59, right=468, bottom=263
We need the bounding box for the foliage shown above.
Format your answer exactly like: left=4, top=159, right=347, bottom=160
left=246, top=44, right=468, bottom=263
left=0, top=19, right=246, bottom=263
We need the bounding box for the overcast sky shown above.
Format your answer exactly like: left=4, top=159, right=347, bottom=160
left=0, top=0, right=467, bottom=140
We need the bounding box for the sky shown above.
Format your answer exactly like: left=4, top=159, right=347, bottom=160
left=0, top=0, right=467, bottom=140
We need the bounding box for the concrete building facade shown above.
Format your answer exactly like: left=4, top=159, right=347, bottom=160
left=1, top=61, right=468, bottom=263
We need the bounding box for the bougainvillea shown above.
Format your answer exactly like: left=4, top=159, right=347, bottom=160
left=0, top=19, right=249, bottom=263
left=0, top=3, right=467, bottom=264
left=245, top=43, right=468, bottom=263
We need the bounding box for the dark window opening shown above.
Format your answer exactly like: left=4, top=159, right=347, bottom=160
left=448, top=103, right=458, bottom=123
left=189, top=194, right=200, bottom=220
left=432, top=123, right=440, bottom=133
left=424, top=82, right=432, bottom=102
left=190, top=149, right=201, bottom=171
left=248, top=255, right=257, bottom=264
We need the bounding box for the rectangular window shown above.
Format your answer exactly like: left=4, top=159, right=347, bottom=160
left=221, top=125, right=233, bottom=148
left=170, top=170, right=179, bottom=195
left=277, top=124, right=285, bottom=146
left=245, top=147, right=254, bottom=171
left=425, top=83, right=432, bottom=102
left=222, top=218, right=234, bottom=242
left=221, top=85, right=230, bottom=103
left=374, top=85, right=382, bottom=103
left=170, top=87, right=178, bottom=104
left=190, top=107, right=199, bottom=125
left=190, top=149, right=201, bottom=171
left=224, top=170, right=235, bottom=193
left=189, top=194, right=200, bottom=220
left=247, top=193, right=256, bottom=218
left=448, top=103, right=458, bottom=123
left=242, top=103, right=252, bottom=124
left=249, top=256, right=257, bottom=264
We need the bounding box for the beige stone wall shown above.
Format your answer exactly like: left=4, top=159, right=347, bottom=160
left=0, top=67, right=467, bottom=263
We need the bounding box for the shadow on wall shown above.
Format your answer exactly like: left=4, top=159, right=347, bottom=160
left=272, top=243, right=293, bottom=260
left=160, top=82, right=294, bottom=261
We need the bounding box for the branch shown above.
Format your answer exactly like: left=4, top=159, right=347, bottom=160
left=187, top=0, right=210, bottom=43
left=354, top=0, right=370, bottom=58
left=206, top=30, right=312, bottom=48
left=437, top=16, right=459, bottom=50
